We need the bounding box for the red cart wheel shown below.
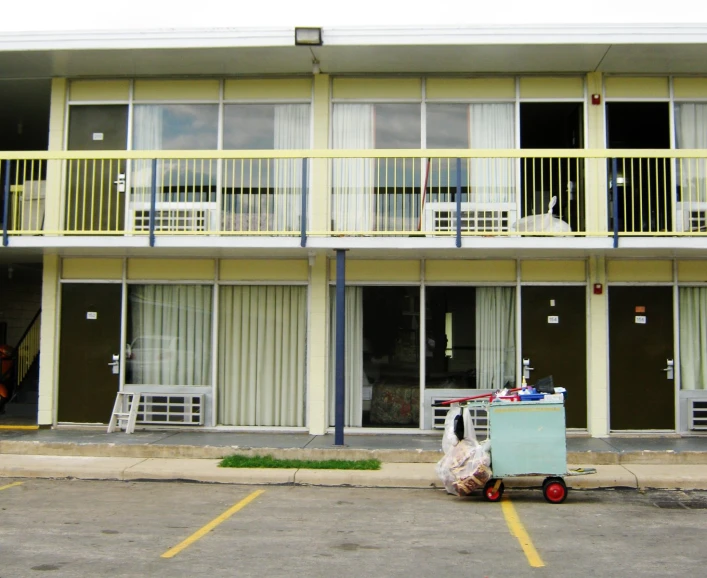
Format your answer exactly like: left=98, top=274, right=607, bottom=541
left=483, top=479, right=505, bottom=502
left=542, top=477, right=567, bottom=504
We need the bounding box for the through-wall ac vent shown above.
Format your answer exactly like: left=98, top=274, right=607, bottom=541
left=137, top=394, right=204, bottom=426
left=688, top=399, right=707, bottom=431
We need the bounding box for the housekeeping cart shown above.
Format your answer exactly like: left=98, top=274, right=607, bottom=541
left=453, top=398, right=595, bottom=504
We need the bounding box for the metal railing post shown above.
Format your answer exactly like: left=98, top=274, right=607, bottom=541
left=2, top=159, right=10, bottom=246
left=300, top=158, right=308, bottom=248
left=612, top=158, right=619, bottom=249
left=149, top=158, right=157, bottom=247
left=456, top=157, right=462, bottom=248
left=334, top=249, right=347, bottom=447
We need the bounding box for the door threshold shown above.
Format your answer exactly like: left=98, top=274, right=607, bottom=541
left=608, top=430, right=678, bottom=437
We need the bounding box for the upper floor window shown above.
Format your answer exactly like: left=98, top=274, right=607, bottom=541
left=332, top=104, right=420, bottom=149
left=426, top=103, right=515, bottom=149
left=223, top=104, right=311, bottom=149
left=132, top=104, right=219, bottom=150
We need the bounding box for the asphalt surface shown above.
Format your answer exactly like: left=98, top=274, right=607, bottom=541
left=0, top=479, right=705, bottom=577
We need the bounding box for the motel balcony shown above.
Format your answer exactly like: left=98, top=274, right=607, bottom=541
left=3, top=149, right=707, bottom=255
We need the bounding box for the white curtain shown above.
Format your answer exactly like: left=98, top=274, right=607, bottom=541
left=132, top=106, right=164, bottom=203
left=469, top=104, right=515, bottom=203
left=332, top=104, right=375, bottom=231
left=675, top=104, right=707, bottom=203
left=328, top=287, right=364, bottom=426
left=274, top=104, right=310, bottom=231
left=680, top=287, right=707, bottom=390
left=218, top=286, right=306, bottom=426
left=128, top=285, right=212, bottom=386
left=475, top=287, right=516, bottom=389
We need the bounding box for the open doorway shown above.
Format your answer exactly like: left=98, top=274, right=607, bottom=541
left=520, top=103, right=584, bottom=232
left=606, top=102, right=671, bottom=233
left=0, top=79, right=51, bottom=234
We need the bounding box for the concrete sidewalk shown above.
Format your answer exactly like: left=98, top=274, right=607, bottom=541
left=2, top=429, right=707, bottom=464
left=2, top=454, right=707, bottom=491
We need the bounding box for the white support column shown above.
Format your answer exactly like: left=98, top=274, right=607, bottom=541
left=307, top=254, right=329, bottom=435
left=44, top=78, right=68, bottom=234
left=587, top=255, right=609, bottom=437
left=585, top=71, right=608, bottom=235
left=310, top=74, right=330, bottom=234
left=37, top=255, right=60, bottom=426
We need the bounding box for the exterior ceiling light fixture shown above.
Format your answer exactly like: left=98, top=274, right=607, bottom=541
left=295, top=27, right=323, bottom=46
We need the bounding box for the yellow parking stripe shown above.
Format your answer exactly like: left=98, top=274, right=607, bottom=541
left=501, top=497, right=545, bottom=568
left=161, top=490, right=265, bottom=559
left=0, top=481, right=24, bottom=491
left=0, top=425, right=39, bottom=430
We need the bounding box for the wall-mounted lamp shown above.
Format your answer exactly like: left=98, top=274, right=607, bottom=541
left=312, top=60, right=321, bottom=75
left=295, top=27, right=323, bottom=46
left=308, top=251, right=317, bottom=267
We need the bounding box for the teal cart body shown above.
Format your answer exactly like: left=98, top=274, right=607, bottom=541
left=488, top=401, right=566, bottom=477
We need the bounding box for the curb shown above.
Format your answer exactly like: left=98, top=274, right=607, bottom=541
left=2, top=456, right=707, bottom=491
left=2, top=440, right=707, bottom=465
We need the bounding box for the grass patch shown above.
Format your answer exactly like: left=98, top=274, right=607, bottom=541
left=219, top=454, right=381, bottom=470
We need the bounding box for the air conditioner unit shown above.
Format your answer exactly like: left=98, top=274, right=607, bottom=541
left=688, top=398, right=707, bottom=431
left=128, top=201, right=219, bottom=232
left=423, top=202, right=517, bottom=234
left=137, top=393, right=205, bottom=426
left=676, top=202, right=707, bottom=233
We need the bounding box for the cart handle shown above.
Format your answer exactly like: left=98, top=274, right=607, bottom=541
left=434, top=388, right=522, bottom=407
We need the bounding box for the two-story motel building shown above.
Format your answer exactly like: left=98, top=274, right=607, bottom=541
left=1, top=24, right=707, bottom=436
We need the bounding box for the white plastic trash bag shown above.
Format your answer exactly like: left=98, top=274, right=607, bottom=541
left=511, top=196, right=572, bottom=235
left=436, top=407, right=492, bottom=496
left=441, top=405, right=476, bottom=454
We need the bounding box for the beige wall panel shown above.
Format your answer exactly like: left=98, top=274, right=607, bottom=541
left=673, top=78, right=707, bottom=98
left=605, top=77, right=669, bottom=99
left=328, top=260, right=420, bottom=282
left=128, top=259, right=215, bottom=280
left=62, top=258, right=122, bottom=280
left=426, top=260, right=516, bottom=282
left=333, top=78, right=421, bottom=100
left=607, top=260, right=672, bottom=282
left=220, top=260, right=308, bottom=281
left=224, top=78, right=312, bottom=100
left=134, top=80, right=220, bottom=101
left=521, top=260, right=586, bottom=282
left=425, top=78, right=515, bottom=99
left=519, top=77, right=584, bottom=98
left=70, top=80, right=130, bottom=101
left=678, top=261, right=707, bottom=282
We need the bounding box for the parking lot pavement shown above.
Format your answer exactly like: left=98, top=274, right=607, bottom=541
left=0, top=479, right=705, bottom=578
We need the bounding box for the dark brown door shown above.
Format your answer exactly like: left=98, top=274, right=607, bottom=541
left=522, top=286, right=587, bottom=428
left=67, top=105, right=128, bottom=232
left=609, top=286, right=674, bottom=430
left=58, top=283, right=122, bottom=423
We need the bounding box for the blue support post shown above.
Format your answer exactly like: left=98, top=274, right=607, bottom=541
left=612, top=158, right=619, bottom=249
left=334, top=249, right=346, bottom=446
left=2, top=160, right=10, bottom=247
left=149, top=158, right=157, bottom=247
left=300, top=158, right=308, bottom=248
left=456, top=157, right=462, bottom=248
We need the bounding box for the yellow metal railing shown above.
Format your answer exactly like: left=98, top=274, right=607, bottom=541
left=2, top=149, right=707, bottom=238
left=15, top=311, right=40, bottom=388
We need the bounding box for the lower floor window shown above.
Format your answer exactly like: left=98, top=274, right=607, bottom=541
left=218, top=285, right=306, bottom=426
left=126, top=284, right=213, bottom=386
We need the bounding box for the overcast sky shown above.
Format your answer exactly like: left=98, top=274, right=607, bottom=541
left=2, top=0, right=707, bottom=32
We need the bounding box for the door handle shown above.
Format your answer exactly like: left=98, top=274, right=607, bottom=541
left=663, top=358, right=674, bottom=380
left=113, top=173, right=126, bottom=193
left=108, top=354, right=120, bottom=374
